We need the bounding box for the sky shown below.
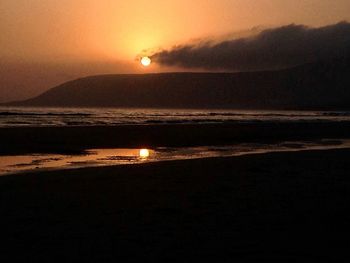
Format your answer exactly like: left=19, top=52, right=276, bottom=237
left=1, top=0, right=350, bottom=102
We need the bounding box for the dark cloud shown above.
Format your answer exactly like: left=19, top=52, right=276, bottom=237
left=151, top=22, right=350, bottom=71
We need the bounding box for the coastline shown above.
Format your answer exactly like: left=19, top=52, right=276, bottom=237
left=2, top=121, right=350, bottom=155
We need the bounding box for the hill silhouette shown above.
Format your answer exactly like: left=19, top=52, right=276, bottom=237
left=5, top=58, right=350, bottom=110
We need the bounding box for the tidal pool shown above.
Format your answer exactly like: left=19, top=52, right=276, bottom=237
left=1, top=139, right=350, bottom=175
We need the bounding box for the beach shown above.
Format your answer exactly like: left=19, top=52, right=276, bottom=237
left=2, top=122, right=350, bottom=155
left=1, top=146, right=350, bottom=261
left=1, top=121, right=350, bottom=261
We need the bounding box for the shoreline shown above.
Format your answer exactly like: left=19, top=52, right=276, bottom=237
left=2, top=142, right=350, bottom=177
left=2, top=121, right=350, bottom=155
left=2, top=147, right=345, bottom=178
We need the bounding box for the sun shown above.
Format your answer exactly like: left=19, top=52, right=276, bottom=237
left=141, top=56, right=151, bottom=67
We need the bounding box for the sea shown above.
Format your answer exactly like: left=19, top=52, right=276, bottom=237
left=1, top=106, right=350, bottom=127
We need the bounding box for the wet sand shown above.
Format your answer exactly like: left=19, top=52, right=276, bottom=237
left=2, top=121, right=350, bottom=155
left=1, top=149, right=350, bottom=261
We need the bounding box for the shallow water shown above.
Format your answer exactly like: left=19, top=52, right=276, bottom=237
left=1, top=107, right=350, bottom=127
left=1, top=139, right=349, bottom=176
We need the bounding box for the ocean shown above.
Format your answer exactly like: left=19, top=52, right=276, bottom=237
left=1, top=107, right=350, bottom=127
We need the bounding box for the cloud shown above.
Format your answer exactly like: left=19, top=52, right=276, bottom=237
left=150, top=22, right=350, bottom=71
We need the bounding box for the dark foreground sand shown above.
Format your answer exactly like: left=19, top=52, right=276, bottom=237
left=1, top=149, right=350, bottom=262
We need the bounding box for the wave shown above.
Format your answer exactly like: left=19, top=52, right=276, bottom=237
left=1, top=107, right=350, bottom=127
left=322, top=112, right=350, bottom=116
left=0, top=111, right=92, bottom=116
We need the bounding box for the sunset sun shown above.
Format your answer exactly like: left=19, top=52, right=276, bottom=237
left=141, top=56, right=151, bottom=67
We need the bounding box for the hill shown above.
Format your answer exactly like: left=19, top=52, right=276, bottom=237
left=5, top=58, right=350, bottom=110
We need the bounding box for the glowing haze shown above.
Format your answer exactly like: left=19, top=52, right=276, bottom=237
left=1, top=0, right=350, bottom=102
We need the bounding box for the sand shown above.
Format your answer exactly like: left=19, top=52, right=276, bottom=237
left=2, top=121, right=350, bottom=155
left=1, top=148, right=350, bottom=262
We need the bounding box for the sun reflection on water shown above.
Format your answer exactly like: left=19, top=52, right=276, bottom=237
left=139, top=149, right=150, bottom=158
left=2, top=139, right=350, bottom=176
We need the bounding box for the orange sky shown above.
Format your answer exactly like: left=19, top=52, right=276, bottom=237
left=1, top=0, right=350, bottom=102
